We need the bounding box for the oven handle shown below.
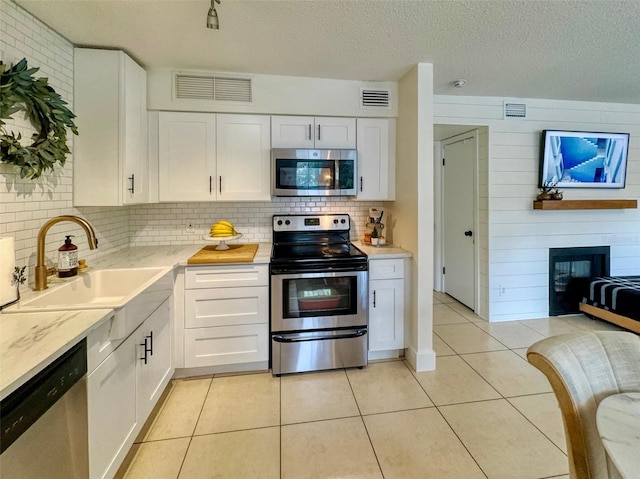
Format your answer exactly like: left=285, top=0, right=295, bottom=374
left=272, top=329, right=367, bottom=343
left=270, top=264, right=368, bottom=275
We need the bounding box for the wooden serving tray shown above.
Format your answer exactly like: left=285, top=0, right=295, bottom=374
left=187, top=244, right=259, bottom=264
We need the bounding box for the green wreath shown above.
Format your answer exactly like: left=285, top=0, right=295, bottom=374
left=0, top=58, right=78, bottom=179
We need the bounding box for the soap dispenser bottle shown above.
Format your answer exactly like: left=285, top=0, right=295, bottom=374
left=58, top=235, right=78, bottom=278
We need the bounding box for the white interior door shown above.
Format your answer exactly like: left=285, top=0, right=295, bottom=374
left=443, top=134, right=476, bottom=309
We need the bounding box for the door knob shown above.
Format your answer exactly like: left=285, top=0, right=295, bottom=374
left=464, top=230, right=473, bottom=237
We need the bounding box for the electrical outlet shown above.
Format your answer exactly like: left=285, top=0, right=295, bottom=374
left=185, top=220, right=195, bottom=233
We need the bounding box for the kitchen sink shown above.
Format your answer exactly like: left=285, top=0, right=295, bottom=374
left=6, top=267, right=172, bottom=312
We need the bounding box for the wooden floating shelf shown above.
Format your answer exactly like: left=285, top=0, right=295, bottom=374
left=533, top=199, right=638, bottom=210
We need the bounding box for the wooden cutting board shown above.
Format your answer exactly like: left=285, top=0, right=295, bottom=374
left=187, top=244, right=259, bottom=264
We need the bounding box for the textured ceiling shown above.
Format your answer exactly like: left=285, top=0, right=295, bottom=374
left=14, top=0, right=640, bottom=104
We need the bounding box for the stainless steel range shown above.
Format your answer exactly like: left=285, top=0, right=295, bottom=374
left=270, top=214, right=368, bottom=375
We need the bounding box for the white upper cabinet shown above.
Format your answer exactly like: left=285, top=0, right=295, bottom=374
left=271, top=116, right=356, bottom=149
left=216, top=114, right=271, bottom=201
left=158, top=112, right=271, bottom=202
left=356, top=118, right=396, bottom=201
left=74, top=48, right=149, bottom=206
left=158, top=112, right=216, bottom=202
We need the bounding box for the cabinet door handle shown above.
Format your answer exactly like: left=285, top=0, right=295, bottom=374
left=147, top=331, right=153, bottom=356
left=128, top=174, right=135, bottom=194
left=308, top=124, right=312, bottom=141
left=317, top=124, right=321, bottom=141
left=139, top=337, right=149, bottom=364
left=219, top=176, right=222, bottom=194
left=360, top=176, right=363, bottom=192
left=373, top=290, right=377, bottom=308
left=209, top=176, right=212, bottom=193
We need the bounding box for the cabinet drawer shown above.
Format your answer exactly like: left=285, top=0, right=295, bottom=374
left=185, top=264, right=268, bottom=289
left=184, top=324, right=269, bottom=368
left=185, top=286, right=268, bottom=328
left=86, top=310, right=125, bottom=373
left=369, top=258, right=404, bottom=280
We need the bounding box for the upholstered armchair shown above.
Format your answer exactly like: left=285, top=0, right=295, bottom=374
left=527, top=331, right=640, bottom=479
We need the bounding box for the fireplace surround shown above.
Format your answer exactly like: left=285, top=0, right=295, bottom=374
left=548, top=246, right=610, bottom=316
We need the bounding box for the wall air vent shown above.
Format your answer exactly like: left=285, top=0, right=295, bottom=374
left=361, top=89, right=391, bottom=108
left=504, top=102, right=527, bottom=118
left=175, top=74, right=252, bottom=102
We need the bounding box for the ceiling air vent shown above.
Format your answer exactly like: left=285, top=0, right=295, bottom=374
left=504, top=102, right=527, bottom=118
left=175, top=74, right=252, bottom=102
left=361, top=89, right=390, bottom=108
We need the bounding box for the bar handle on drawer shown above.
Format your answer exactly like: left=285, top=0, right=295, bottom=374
left=373, top=290, right=376, bottom=308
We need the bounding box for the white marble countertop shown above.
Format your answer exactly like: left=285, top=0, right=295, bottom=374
left=0, top=240, right=405, bottom=400
left=0, top=309, right=113, bottom=400
left=596, top=392, right=640, bottom=479
left=354, top=241, right=413, bottom=259
left=0, top=243, right=271, bottom=401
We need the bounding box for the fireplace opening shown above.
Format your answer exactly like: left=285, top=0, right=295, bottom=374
left=549, top=246, right=610, bottom=316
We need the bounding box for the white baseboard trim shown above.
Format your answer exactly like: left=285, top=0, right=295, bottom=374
left=405, top=346, right=436, bottom=372
left=174, top=361, right=269, bottom=378
left=368, top=349, right=403, bottom=361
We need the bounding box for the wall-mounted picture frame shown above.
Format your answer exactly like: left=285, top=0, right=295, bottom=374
left=539, top=130, right=630, bottom=188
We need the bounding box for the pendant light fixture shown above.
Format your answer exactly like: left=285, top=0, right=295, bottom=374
left=207, top=0, right=221, bottom=29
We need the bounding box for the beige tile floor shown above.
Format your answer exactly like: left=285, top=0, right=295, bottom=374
left=117, top=291, right=625, bottom=479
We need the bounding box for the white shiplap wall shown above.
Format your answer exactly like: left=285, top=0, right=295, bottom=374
left=435, top=95, right=640, bottom=321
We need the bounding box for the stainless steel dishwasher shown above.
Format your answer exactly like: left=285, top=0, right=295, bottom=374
left=0, top=339, right=88, bottom=478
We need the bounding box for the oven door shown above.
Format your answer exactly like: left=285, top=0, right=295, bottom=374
left=271, top=270, right=367, bottom=331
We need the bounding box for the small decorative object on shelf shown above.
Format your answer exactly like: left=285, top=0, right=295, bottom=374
left=537, top=180, right=559, bottom=201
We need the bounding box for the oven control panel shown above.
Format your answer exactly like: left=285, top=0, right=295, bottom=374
left=273, top=214, right=350, bottom=232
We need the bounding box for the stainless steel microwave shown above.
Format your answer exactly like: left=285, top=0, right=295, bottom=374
left=271, top=148, right=357, bottom=196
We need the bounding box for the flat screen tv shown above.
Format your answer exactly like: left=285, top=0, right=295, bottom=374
left=539, top=130, right=630, bottom=188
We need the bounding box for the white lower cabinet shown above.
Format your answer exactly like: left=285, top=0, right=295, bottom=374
left=184, top=265, right=269, bottom=369
left=368, top=258, right=406, bottom=352
left=87, top=298, right=172, bottom=479
left=135, top=299, right=173, bottom=423
left=87, top=330, right=137, bottom=479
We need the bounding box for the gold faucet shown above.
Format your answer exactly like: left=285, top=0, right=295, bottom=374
left=34, top=215, right=98, bottom=291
